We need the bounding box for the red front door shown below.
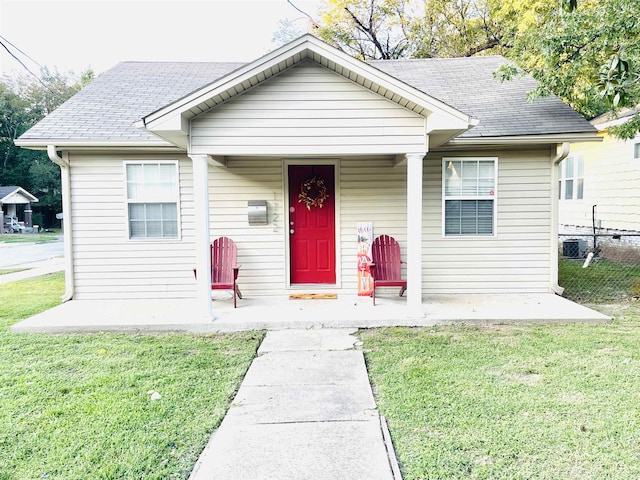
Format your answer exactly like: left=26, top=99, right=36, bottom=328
left=288, top=165, right=336, bottom=284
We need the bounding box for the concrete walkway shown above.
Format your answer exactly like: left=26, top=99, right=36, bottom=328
left=0, top=257, right=64, bottom=284
left=189, top=329, right=400, bottom=480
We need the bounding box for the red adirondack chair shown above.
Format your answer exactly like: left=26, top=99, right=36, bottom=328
left=370, top=235, right=407, bottom=306
left=194, top=237, right=242, bottom=308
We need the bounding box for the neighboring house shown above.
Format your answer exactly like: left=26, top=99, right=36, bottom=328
left=560, top=109, right=640, bottom=236
left=16, top=35, right=598, bottom=317
left=0, top=186, right=38, bottom=234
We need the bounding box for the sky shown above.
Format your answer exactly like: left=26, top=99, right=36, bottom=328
left=0, top=0, right=322, bottom=79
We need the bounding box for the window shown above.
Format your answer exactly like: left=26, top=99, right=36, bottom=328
left=443, top=158, right=496, bottom=236
left=125, top=161, right=179, bottom=239
left=634, top=142, right=640, bottom=160
left=559, top=155, right=584, bottom=200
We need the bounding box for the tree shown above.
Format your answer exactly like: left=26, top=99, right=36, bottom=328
left=494, top=0, right=640, bottom=138
left=314, top=0, right=503, bottom=60
left=0, top=83, right=35, bottom=186
left=315, top=0, right=411, bottom=59
left=313, top=0, right=640, bottom=137
left=272, top=18, right=308, bottom=48
left=0, top=68, right=94, bottom=226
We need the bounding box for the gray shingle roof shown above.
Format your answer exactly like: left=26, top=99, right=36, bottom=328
left=0, top=186, right=21, bottom=198
left=19, top=62, right=244, bottom=144
left=369, top=56, right=593, bottom=138
left=18, top=55, right=594, bottom=145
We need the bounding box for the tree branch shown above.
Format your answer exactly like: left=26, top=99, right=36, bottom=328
left=557, top=34, right=600, bottom=66
left=464, top=37, right=502, bottom=57
left=344, top=6, right=390, bottom=59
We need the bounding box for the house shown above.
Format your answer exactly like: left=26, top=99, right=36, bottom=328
left=15, top=34, right=599, bottom=318
left=560, top=109, right=640, bottom=237
left=0, top=186, right=38, bottom=234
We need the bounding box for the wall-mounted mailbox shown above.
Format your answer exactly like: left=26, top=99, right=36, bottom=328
left=248, top=200, right=268, bottom=225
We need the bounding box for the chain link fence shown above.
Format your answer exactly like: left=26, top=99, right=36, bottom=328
left=558, top=233, right=640, bottom=304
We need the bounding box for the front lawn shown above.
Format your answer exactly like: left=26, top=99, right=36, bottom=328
left=0, top=231, right=61, bottom=243
left=360, top=304, right=640, bottom=479
left=0, top=267, right=29, bottom=276
left=0, top=273, right=262, bottom=480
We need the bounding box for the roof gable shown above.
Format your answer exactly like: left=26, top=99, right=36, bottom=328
left=140, top=34, right=476, bottom=150
left=0, top=186, right=38, bottom=203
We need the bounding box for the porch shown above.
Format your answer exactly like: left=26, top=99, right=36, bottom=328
left=11, top=293, right=610, bottom=334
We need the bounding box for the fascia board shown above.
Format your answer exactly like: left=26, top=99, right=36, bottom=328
left=15, top=139, right=181, bottom=151
left=446, top=132, right=603, bottom=147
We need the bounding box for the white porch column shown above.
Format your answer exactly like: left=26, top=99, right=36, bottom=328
left=189, top=154, right=213, bottom=319
left=405, top=152, right=426, bottom=315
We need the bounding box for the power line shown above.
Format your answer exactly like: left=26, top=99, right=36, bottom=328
left=0, top=34, right=44, bottom=71
left=286, top=0, right=319, bottom=28
left=0, top=39, right=42, bottom=81
left=0, top=35, right=63, bottom=100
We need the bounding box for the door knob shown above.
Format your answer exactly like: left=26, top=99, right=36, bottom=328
left=290, top=229, right=295, bottom=234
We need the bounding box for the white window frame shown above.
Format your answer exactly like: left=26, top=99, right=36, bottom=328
left=442, top=157, right=498, bottom=237
left=633, top=142, right=640, bottom=161
left=559, top=154, right=584, bottom=201
left=124, top=160, right=181, bottom=240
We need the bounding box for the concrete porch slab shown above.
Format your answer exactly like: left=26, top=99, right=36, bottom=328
left=10, top=293, right=611, bottom=334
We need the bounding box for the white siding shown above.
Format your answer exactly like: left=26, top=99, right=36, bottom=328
left=339, top=157, right=407, bottom=292
left=208, top=158, right=287, bottom=295
left=190, top=60, right=427, bottom=156
left=423, top=149, right=552, bottom=293
left=70, top=154, right=196, bottom=300
left=563, top=133, right=640, bottom=232
left=70, top=150, right=554, bottom=299
left=208, top=151, right=553, bottom=296
left=207, top=156, right=407, bottom=296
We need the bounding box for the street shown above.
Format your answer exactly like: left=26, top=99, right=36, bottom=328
left=0, top=236, right=64, bottom=267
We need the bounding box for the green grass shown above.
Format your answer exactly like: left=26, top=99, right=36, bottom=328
left=559, top=257, right=640, bottom=303
left=360, top=306, right=640, bottom=480
left=0, top=267, right=30, bottom=275
left=0, top=273, right=263, bottom=480
left=0, top=232, right=61, bottom=243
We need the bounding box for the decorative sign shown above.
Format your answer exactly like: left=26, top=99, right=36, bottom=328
left=357, top=222, right=374, bottom=296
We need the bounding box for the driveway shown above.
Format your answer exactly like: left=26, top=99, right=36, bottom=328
left=0, top=236, right=64, bottom=268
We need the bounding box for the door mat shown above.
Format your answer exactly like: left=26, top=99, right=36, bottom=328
left=289, top=293, right=337, bottom=300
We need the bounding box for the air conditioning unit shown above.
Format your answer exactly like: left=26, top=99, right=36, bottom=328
left=562, top=239, right=587, bottom=258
